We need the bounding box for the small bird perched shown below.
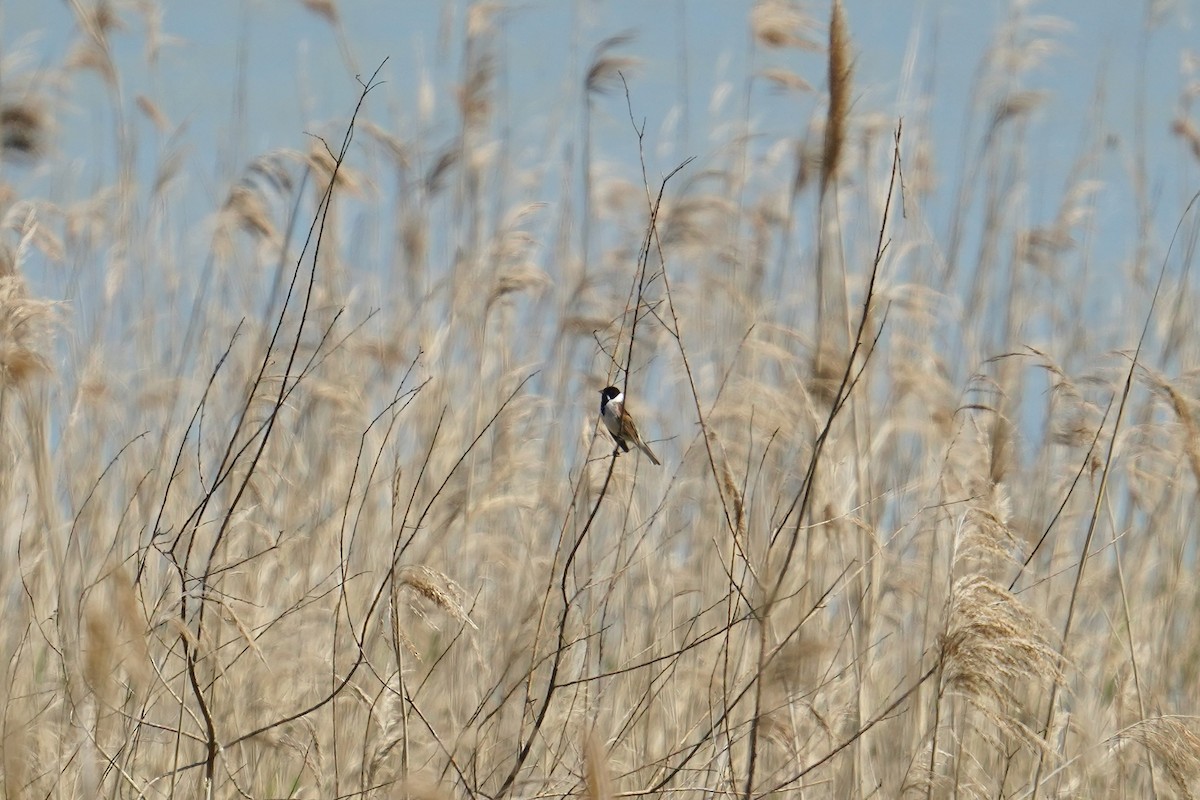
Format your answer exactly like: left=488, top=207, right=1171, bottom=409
left=599, top=386, right=661, bottom=465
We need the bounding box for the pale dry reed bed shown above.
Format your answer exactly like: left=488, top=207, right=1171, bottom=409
left=1, top=1, right=1200, bottom=798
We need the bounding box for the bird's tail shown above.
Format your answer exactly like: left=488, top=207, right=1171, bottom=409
left=638, top=440, right=661, bottom=466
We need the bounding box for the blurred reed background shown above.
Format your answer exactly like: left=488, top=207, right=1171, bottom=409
left=1, top=0, right=1200, bottom=797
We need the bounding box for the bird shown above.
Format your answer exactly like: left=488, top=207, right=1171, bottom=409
left=599, top=386, right=661, bottom=465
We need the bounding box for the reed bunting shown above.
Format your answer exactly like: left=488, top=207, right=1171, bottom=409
left=599, top=386, right=661, bottom=465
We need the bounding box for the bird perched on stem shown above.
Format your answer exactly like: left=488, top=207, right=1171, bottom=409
left=599, top=386, right=661, bottom=465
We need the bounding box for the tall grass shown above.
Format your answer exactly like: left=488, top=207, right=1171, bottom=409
left=2, top=1, right=1199, bottom=798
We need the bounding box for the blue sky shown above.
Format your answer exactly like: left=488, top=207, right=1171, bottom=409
left=5, top=2, right=1194, bottom=209
left=3, top=0, right=1198, bottom=339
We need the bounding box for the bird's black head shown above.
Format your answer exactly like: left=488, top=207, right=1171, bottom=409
left=599, top=386, right=621, bottom=404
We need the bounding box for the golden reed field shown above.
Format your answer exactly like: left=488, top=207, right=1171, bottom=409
left=2, top=1, right=1200, bottom=797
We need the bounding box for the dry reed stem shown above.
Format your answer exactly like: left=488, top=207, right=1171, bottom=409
left=583, top=729, right=614, bottom=800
